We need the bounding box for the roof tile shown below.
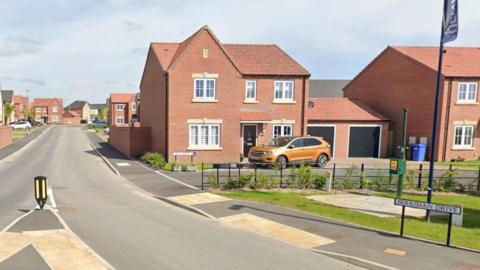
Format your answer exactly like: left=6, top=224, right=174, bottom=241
left=307, top=98, right=388, bottom=122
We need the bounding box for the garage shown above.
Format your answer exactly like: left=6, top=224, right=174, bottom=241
left=306, top=98, right=389, bottom=159
left=307, top=125, right=335, bottom=157
left=348, top=126, right=381, bottom=158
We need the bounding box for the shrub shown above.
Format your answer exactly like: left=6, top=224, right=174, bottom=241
left=438, top=168, right=458, bottom=192
left=162, top=162, right=177, bottom=171
left=224, top=177, right=239, bottom=190
left=208, top=175, right=219, bottom=189
left=340, top=165, right=357, bottom=190
left=141, top=152, right=166, bottom=169
left=313, top=173, right=326, bottom=190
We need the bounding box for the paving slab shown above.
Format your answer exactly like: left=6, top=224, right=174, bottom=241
left=0, top=244, right=51, bottom=270
left=0, top=126, right=46, bottom=161
left=307, top=194, right=426, bottom=218
left=168, top=192, right=231, bottom=206
left=0, top=232, right=30, bottom=262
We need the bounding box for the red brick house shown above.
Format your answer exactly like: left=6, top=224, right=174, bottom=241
left=139, top=26, right=310, bottom=162
left=108, top=93, right=137, bottom=126
left=32, top=98, right=64, bottom=124
left=62, top=110, right=81, bottom=125
left=306, top=98, right=389, bottom=158
left=344, top=46, right=480, bottom=161
left=65, top=100, right=91, bottom=122
left=13, top=95, right=29, bottom=121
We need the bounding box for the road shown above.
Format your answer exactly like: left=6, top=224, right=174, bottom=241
left=0, top=126, right=358, bottom=269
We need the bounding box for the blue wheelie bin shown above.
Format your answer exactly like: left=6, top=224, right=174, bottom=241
left=411, top=144, right=427, bottom=161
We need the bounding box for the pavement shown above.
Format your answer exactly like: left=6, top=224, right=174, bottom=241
left=87, top=131, right=480, bottom=270
left=0, top=126, right=47, bottom=161
left=0, top=126, right=359, bottom=270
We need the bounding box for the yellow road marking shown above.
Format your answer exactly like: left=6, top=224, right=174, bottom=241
left=384, top=248, right=407, bottom=256
left=168, top=192, right=231, bottom=206
left=219, top=213, right=335, bottom=249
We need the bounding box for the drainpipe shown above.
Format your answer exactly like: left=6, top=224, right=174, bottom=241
left=442, top=78, right=453, bottom=161
left=300, top=76, right=307, bottom=136
left=165, top=73, right=169, bottom=161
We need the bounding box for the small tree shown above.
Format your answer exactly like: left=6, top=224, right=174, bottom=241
left=98, top=106, right=108, bottom=120
left=30, top=107, right=36, bottom=122
left=3, top=103, right=15, bottom=124
left=23, top=105, right=30, bottom=120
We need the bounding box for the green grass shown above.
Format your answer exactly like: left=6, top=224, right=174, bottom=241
left=216, top=190, right=480, bottom=250
left=12, top=127, right=38, bottom=142
left=437, top=160, right=480, bottom=167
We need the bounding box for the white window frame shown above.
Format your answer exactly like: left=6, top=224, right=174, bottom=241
left=274, top=80, right=294, bottom=101
left=35, top=107, right=41, bottom=113
left=245, top=80, right=257, bottom=101
left=51, top=115, right=59, bottom=122
left=132, top=103, right=137, bottom=111
left=453, top=125, right=474, bottom=148
left=189, top=124, right=221, bottom=149
left=193, top=78, right=216, bottom=100
left=52, top=106, right=58, bottom=113
left=457, top=82, right=478, bottom=103
left=116, top=104, right=125, bottom=112
left=273, top=124, right=293, bottom=138
left=116, top=116, right=124, bottom=124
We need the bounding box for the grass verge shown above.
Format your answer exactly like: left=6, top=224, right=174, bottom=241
left=436, top=160, right=480, bottom=167
left=216, top=190, right=480, bottom=250
left=12, top=127, right=38, bottom=142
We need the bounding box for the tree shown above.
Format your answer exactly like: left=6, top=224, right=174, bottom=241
left=23, top=105, right=30, bottom=120
left=3, top=103, right=15, bottom=125
left=30, top=107, right=36, bottom=121
left=98, top=106, right=108, bottom=121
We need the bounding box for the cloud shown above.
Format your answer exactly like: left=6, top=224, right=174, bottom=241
left=122, top=20, right=143, bottom=31
left=0, top=35, right=42, bottom=57
left=19, top=78, right=46, bottom=85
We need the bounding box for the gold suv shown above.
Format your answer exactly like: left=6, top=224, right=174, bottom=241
left=248, top=136, right=331, bottom=169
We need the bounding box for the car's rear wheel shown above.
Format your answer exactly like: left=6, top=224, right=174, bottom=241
left=316, top=153, right=328, bottom=168
left=276, top=155, right=288, bottom=169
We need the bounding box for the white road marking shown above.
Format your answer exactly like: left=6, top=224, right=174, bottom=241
left=48, top=187, right=57, bottom=208
left=116, top=162, right=131, bottom=167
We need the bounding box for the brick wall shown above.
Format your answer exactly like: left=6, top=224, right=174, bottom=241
left=0, top=127, right=13, bottom=149
left=109, top=126, right=151, bottom=157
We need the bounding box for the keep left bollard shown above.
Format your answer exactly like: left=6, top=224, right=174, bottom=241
left=34, top=176, right=48, bottom=209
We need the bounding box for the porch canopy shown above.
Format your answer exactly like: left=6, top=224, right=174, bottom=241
left=240, top=111, right=272, bottom=124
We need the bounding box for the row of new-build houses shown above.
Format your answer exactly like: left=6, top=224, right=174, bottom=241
left=109, top=26, right=479, bottom=162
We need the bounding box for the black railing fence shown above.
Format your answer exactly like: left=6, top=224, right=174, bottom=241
left=200, top=162, right=480, bottom=192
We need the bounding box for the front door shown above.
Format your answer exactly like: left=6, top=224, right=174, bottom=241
left=243, top=125, right=257, bottom=157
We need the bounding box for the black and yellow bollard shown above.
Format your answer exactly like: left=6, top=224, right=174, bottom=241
left=34, top=176, right=48, bottom=209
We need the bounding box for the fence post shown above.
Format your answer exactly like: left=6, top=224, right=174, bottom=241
left=254, top=163, right=257, bottom=184
left=238, top=164, right=241, bottom=188
left=417, top=164, right=423, bottom=189
left=201, top=162, right=204, bottom=190
left=360, top=163, right=365, bottom=189
left=280, top=167, right=283, bottom=188
left=332, top=163, right=336, bottom=189
left=228, top=163, right=231, bottom=181
left=216, top=166, right=220, bottom=188
left=477, top=165, right=480, bottom=192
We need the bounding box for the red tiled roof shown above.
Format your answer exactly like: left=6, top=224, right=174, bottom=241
left=13, top=95, right=29, bottom=105
left=240, top=111, right=272, bottom=122
left=392, top=46, right=480, bottom=77
left=32, top=98, right=63, bottom=107
left=110, top=93, right=136, bottom=103
left=64, top=110, right=80, bottom=117
left=307, top=98, right=388, bottom=122
left=150, top=26, right=310, bottom=76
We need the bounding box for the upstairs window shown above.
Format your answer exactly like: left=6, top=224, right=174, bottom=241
left=245, top=80, right=257, bottom=101
left=454, top=125, right=474, bottom=148
left=52, top=106, right=58, bottom=113
left=35, top=107, right=41, bottom=113
left=457, top=82, right=477, bottom=103
left=274, top=81, right=294, bottom=101
left=194, top=79, right=216, bottom=100
left=116, top=104, right=125, bottom=111
left=132, top=103, right=137, bottom=111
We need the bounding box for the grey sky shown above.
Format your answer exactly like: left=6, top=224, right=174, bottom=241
left=0, top=0, right=479, bottom=104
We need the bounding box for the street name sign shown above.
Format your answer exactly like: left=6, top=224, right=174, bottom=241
left=173, top=152, right=196, bottom=156
left=394, top=198, right=462, bottom=215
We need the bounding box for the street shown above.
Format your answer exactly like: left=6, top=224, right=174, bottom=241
left=0, top=126, right=359, bottom=269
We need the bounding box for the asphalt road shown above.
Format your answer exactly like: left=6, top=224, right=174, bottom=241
left=0, top=126, right=359, bottom=270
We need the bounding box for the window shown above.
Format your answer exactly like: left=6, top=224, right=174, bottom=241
left=51, top=115, right=59, bottom=122
left=194, top=79, right=216, bottom=100
left=274, top=81, right=294, bottom=101
left=304, top=138, right=322, bottom=146
left=189, top=124, right=220, bottom=148
left=116, top=117, right=124, bottom=124
left=116, top=104, right=125, bottom=111
left=290, top=139, right=304, bottom=148
left=245, top=80, right=257, bottom=101
left=273, top=124, right=293, bottom=138
left=454, top=125, right=474, bottom=148
left=35, top=107, right=41, bottom=113
left=52, top=106, right=58, bottom=113
left=132, top=103, right=137, bottom=111
left=457, top=82, right=478, bottom=103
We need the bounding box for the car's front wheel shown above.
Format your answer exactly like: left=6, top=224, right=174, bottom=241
left=316, top=153, right=328, bottom=168
left=276, top=155, right=288, bottom=169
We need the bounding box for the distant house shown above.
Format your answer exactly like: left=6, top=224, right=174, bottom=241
left=344, top=46, right=480, bottom=161
left=32, top=98, right=64, bottom=124
left=1, top=90, right=15, bottom=125
left=309, top=79, right=350, bottom=98
left=90, top=103, right=107, bottom=120
left=65, top=100, right=91, bottom=122
left=108, top=93, right=137, bottom=126
left=63, top=110, right=81, bottom=125
left=13, top=95, right=30, bottom=121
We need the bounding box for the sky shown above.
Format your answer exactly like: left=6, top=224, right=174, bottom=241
left=0, top=0, right=479, bottom=105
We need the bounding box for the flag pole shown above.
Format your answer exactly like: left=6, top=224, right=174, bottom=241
left=426, top=0, right=448, bottom=220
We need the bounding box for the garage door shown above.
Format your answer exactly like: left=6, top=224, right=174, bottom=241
left=307, top=126, right=335, bottom=157
left=348, top=126, right=380, bottom=158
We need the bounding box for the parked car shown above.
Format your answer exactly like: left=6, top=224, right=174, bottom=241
left=104, top=127, right=110, bottom=135
left=248, top=136, right=331, bottom=169
left=10, top=120, right=32, bottom=130
left=92, top=120, right=108, bottom=128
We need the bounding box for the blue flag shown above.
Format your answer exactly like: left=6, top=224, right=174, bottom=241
left=443, top=0, right=458, bottom=43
